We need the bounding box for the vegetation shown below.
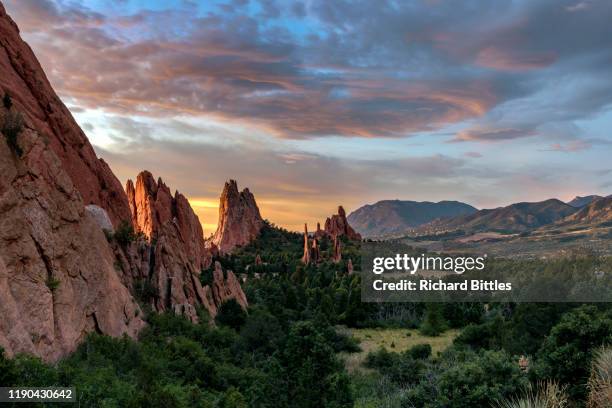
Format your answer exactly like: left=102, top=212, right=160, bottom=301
left=1, top=223, right=611, bottom=407
left=113, top=220, right=139, bottom=246
left=1, top=109, right=24, bottom=156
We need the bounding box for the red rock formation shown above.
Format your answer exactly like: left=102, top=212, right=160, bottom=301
left=324, top=206, right=362, bottom=241
left=0, top=5, right=144, bottom=361
left=208, top=261, right=248, bottom=314
left=255, top=254, right=262, bottom=266
left=121, top=171, right=221, bottom=321
left=311, top=238, right=320, bottom=264
left=332, top=235, right=342, bottom=263
left=314, top=222, right=325, bottom=239
left=0, top=4, right=131, bottom=227
left=212, top=180, right=264, bottom=253
left=301, top=224, right=310, bottom=264
left=347, top=259, right=354, bottom=275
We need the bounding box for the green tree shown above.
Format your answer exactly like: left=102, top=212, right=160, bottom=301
left=281, top=321, right=353, bottom=408
left=215, top=299, right=247, bottom=330
left=420, top=303, right=448, bottom=336
left=535, top=305, right=612, bottom=401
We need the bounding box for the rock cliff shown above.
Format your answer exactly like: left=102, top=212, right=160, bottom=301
left=0, top=3, right=131, bottom=227
left=0, top=95, right=144, bottom=362
left=120, top=171, right=247, bottom=322
left=0, top=3, right=144, bottom=361
left=0, top=4, right=248, bottom=360
left=211, top=180, right=264, bottom=253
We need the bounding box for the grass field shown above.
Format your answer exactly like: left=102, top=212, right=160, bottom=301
left=339, top=327, right=459, bottom=373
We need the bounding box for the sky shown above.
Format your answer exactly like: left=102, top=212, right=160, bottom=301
left=4, top=0, right=612, bottom=233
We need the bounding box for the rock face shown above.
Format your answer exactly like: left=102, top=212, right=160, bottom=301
left=0, top=4, right=131, bottom=227
left=121, top=171, right=247, bottom=322
left=85, top=205, right=114, bottom=233
left=123, top=171, right=209, bottom=321
left=212, top=180, right=264, bottom=253
left=324, top=206, right=362, bottom=241
left=209, top=261, right=248, bottom=315
left=0, top=101, right=144, bottom=362
left=0, top=4, right=144, bottom=362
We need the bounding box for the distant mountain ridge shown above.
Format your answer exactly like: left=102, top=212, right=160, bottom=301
left=421, top=199, right=578, bottom=234
left=558, top=196, right=612, bottom=226
left=567, top=195, right=604, bottom=208
left=347, top=200, right=477, bottom=237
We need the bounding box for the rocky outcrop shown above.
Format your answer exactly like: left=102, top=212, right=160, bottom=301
left=120, top=171, right=213, bottom=321
left=126, top=171, right=207, bottom=269
left=324, top=206, right=362, bottom=241
left=301, top=224, right=322, bottom=265
left=0, top=4, right=144, bottom=362
left=212, top=180, right=264, bottom=253
left=85, top=205, right=114, bottom=233
left=347, top=259, right=354, bottom=275
left=0, top=4, right=131, bottom=227
left=208, top=261, right=248, bottom=315
left=120, top=171, right=248, bottom=321
left=332, top=235, right=342, bottom=263
left=301, top=224, right=310, bottom=264
left=0, top=109, right=144, bottom=361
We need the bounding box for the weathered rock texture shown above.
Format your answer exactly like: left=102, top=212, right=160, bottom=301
left=0, top=4, right=131, bottom=227
left=209, top=261, right=248, bottom=314
left=120, top=171, right=247, bottom=322
left=324, top=206, right=362, bottom=241
left=0, top=106, right=144, bottom=362
left=0, top=4, right=144, bottom=362
left=212, top=180, right=264, bottom=253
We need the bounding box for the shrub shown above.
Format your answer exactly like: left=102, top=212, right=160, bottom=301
left=407, top=343, right=432, bottom=360
left=46, top=277, right=60, bottom=292
left=215, top=299, right=247, bottom=330
left=364, top=347, right=396, bottom=369
left=496, top=381, right=568, bottom=408
left=114, top=220, right=136, bottom=246
left=586, top=347, right=612, bottom=408
left=535, top=305, right=612, bottom=401
left=1, top=110, right=24, bottom=156
left=420, top=303, right=448, bottom=336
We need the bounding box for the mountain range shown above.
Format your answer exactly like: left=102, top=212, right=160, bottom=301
left=349, top=195, right=612, bottom=238
left=347, top=200, right=477, bottom=237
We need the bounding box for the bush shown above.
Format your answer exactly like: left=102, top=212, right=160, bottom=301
left=407, top=344, right=432, bottom=360
left=420, top=303, right=448, bottom=337
left=215, top=299, right=247, bottom=330
left=114, top=220, right=137, bottom=246
left=1, top=110, right=24, bottom=156
left=535, top=305, right=612, bottom=401
left=364, top=347, right=396, bottom=369
left=46, top=277, right=61, bottom=292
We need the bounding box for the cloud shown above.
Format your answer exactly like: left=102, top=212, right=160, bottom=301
left=543, top=137, right=612, bottom=152
left=451, top=127, right=536, bottom=143
left=6, top=0, right=612, bottom=141
left=464, top=151, right=483, bottom=158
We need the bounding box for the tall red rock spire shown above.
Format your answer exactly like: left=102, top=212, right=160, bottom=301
left=212, top=180, right=264, bottom=253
